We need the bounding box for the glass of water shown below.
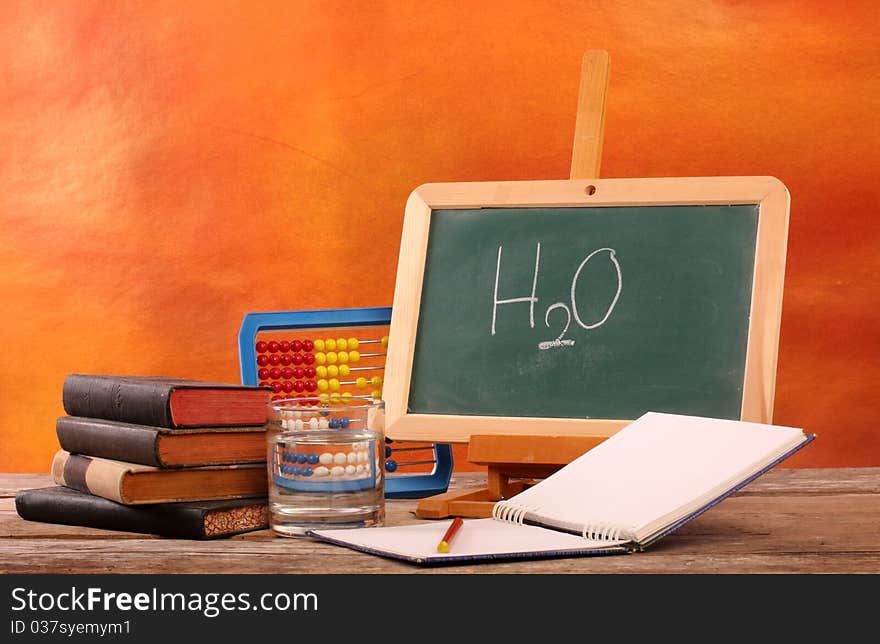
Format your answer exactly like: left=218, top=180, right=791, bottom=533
left=266, top=396, right=385, bottom=537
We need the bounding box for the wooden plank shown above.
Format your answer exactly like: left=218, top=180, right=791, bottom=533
left=0, top=540, right=876, bottom=574
left=2, top=470, right=879, bottom=574
left=468, top=434, right=606, bottom=465
left=570, top=50, right=610, bottom=181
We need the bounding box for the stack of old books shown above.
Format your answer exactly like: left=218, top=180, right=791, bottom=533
left=16, top=374, right=272, bottom=539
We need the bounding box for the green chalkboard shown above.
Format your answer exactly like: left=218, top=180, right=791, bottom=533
left=407, top=205, right=759, bottom=421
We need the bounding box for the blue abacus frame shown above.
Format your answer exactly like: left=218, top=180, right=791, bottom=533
left=238, top=306, right=453, bottom=499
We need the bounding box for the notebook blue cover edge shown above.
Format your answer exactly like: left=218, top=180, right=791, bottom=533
left=305, top=530, right=629, bottom=565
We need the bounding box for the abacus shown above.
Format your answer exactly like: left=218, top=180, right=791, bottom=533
left=238, top=307, right=453, bottom=499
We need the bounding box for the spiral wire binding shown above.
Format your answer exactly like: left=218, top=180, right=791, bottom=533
left=581, top=522, right=631, bottom=542
left=494, top=500, right=635, bottom=542
left=492, top=500, right=539, bottom=525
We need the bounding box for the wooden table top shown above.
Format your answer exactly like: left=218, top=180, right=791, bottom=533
left=2, top=469, right=878, bottom=573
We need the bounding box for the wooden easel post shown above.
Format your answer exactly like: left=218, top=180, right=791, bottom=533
left=415, top=51, right=613, bottom=519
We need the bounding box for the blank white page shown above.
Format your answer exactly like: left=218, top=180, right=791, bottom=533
left=310, top=518, right=626, bottom=563
left=501, top=412, right=807, bottom=543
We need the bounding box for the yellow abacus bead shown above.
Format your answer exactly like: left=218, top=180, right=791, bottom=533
left=339, top=364, right=350, bottom=377
left=329, top=378, right=340, bottom=392
left=327, top=365, right=339, bottom=377
left=347, top=337, right=359, bottom=349
left=329, top=393, right=341, bottom=404
left=314, top=339, right=325, bottom=352
left=371, top=389, right=382, bottom=399
left=326, top=351, right=338, bottom=364
left=317, top=379, right=329, bottom=392
left=318, top=393, right=329, bottom=404
left=370, top=376, right=383, bottom=387
left=337, top=351, right=349, bottom=364
left=356, top=377, right=367, bottom=389
left=336, top=338, right=347, bottom=351
left=316, top=366, right=328, bottom=378
left=341, top=392, right=352, bottom=400
left=315, top=352, right=326, bottom=365
left=348, top=350, right=360, bottom=363
left=380, top=336, right=389, bottom=348
left=325, top=338, right=337, bottom=351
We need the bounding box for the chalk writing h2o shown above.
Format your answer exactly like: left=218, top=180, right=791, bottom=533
left=490, top=243, right=622, bottom=350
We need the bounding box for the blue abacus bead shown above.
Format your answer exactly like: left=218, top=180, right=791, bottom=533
left=328, top=418, right=339, bottom=429
left=306, top=453, right=319, bottom=465
left=301, top=466, right=313, bottom=477
left=385, top=459, right=398, bottom=473
left=340, top=416, right=350, bottom=428
left=297, top=453, right=307, bottom=464
left=385, top=446, right=392, bottom=458
left=385, top=437, right=393, bottom=444
left=292, top=465, right=301, bottom=475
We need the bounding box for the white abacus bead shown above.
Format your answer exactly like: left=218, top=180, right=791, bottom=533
left=280, top=419, right=290, bottom=430
left=345, top=465, right=356, bottom=475
left=319, top=453, right=333, bottom=466
left=333, top=452, right=347, bottom=465
left=294, top=411, right=303, bottom=419
left=359, top=450, right=369, bottom=462
left=330, top=466, right=345, bottom=477
left=346, top=452, right=358, bottom=464
left=314, top=466, right=330, bottom=477
left=294, top=419, right=304, bottom=430
left=309, top=417, right=318, bottom=430
left=355, top=464, right=364, bottom=474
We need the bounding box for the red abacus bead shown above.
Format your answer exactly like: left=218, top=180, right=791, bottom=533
left=271, top=382, right=283, bottom=393
left=303, top=339, right=314, bottom=351
left=280, top=341, right=290, bottom=352
left=282, top=367, right=294, bottom=379
left=291, top=353, right=304, bottom=365
left=305, top=380, right=317, bottom=392
left=269, top=368, right=281, bottom=379
left=280, top=354, right=292, bottom=365
left=271, top=394, right=281, bottom=401
left=258, top=368, right=270, bottom=379
left=282, top=381, right=294, bottom=393
left=267, top=341, right=280, bottom=353
left=269, top=354, right=281, bottom=365
left=303, top=353, right=315, bottom=365
left=293, top=380, right=305, bottom=393
left=304, top=366, right=316, bottom=378
left=291, top=340, right=303, bottom=352
left=257, top=355, right=269, bottom=366
left=256, top=341, right=268, bottom=353
left=259, top=381, right=270, bottom=388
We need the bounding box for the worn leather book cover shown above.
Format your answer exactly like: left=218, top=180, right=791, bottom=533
left=16, top=486, right=268, bottom=539
left=62, top=374, right=271, bottom=428
left=51, top=450, right=268, bottom=504
left=56, top=416, right=266, bottom=468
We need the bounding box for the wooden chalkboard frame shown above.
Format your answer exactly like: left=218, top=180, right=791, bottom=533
left=385, top=176, right=790, bottom=443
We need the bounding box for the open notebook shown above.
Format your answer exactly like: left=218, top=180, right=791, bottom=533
left=309, top=412, right=814, bottom=564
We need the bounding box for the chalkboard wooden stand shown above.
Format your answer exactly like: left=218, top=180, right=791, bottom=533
left=416, top=50, right=613, bottom=519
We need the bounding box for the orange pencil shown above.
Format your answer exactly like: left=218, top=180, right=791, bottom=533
left=436, top=517, right=464, bottom=553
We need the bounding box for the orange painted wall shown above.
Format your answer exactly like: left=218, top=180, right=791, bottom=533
left=1, top=1, right=878, bottom=472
